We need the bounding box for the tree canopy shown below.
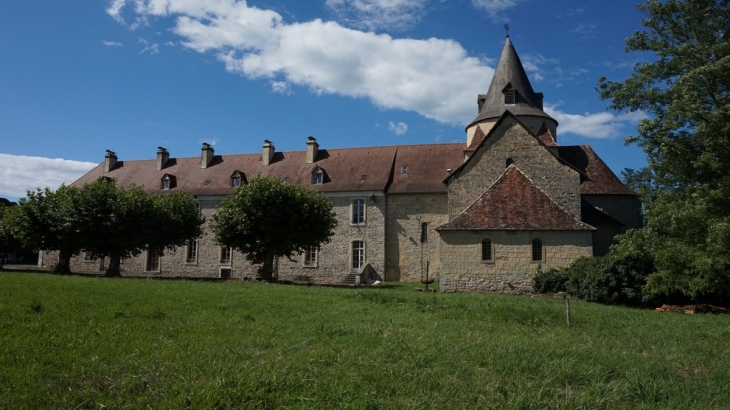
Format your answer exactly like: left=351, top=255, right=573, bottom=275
left=12, top=178, right=204, bottom=276
left=210, top=175, right=337, bottom=279
left=598, top=0, right=730, bottom=300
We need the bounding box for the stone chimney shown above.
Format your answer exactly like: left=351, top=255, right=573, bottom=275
left=104, top=150, right=117, bottom=173
left=262, top=140, right=275, bottom=166
left=201, top=142, right=214, bottom=169
left=156, top=146, right=169, bottom=171
left=306, top=136, right=319, bottom=164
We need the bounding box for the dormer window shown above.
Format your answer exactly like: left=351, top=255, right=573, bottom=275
left=161, top=175, right=171, bottom=190
left=230, top=171, right=242, bottom=188
left=401, top=166, right=408, bottom=174
left=312, top=167, right=324, bottom=185
left=504, top=88, right=515, bottom=105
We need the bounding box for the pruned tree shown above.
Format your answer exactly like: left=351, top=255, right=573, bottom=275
left=76, top=178, right=204, bottom=277
left=210, top=175, right=337, bottom=280
left=598, top=0, right=730, bottom=300
left=13, top=185, right=82, bottom=274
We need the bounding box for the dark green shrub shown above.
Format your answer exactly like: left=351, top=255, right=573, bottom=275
left=532, top=267, right=569, bottom=294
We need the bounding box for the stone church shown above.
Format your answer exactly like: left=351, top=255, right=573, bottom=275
left=45, top=36, right=641, bottom=293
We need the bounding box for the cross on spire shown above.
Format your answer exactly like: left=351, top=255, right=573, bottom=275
left=504, top=24, right=510, bottom=37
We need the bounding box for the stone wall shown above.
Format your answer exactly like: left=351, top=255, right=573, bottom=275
left=50, top=193, right=386, bottom=283
left=385, top=193, right=448, bottom=282
left=438, top=230, right=592, bottom=293
left=450, top=117, right=582, bottom=220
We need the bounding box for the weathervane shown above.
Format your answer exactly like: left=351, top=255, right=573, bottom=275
left=504, top=24, right=510, bottom=37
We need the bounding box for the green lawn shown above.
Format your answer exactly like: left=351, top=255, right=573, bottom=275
left=1, top=272, right=728, bottom=409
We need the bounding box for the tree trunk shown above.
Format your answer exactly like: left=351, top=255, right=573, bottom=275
left=53, top=249, right=72, bottom=275
left=105, top=254, right=122, bottom=277
left=259, top=253, right=275, bottom=280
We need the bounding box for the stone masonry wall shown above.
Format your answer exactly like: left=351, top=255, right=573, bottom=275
left=439, top=230, right=592, bottom=293
left=385, top=193, right=448, bottom=282
left=450, top=117, right=582, bottom=220
left=54, top=194, right=386, bottom=283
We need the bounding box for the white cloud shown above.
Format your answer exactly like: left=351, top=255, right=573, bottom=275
left=270, top=81, right=291, bottom=94
left=106, top=0, right=127, bottom=24
left=544, top=104, right=647, bottom=139
left=325, top=0, right=427, bottom=31
left=103, top=40, right=124, bottom=47
left=198, top=138, right=220, bottom=146
left=139, top=38, right=159, bottom=54
left=388, top=121, right=408, bottom=135
left=109, top=0, right=491, bottom=125
left=0, top=154, right=97, bottom=200
left=571, top=22, right=596, bottom=39
left=471, top=0, right=522, bottom=19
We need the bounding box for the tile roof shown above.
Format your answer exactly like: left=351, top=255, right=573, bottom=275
left=581, top=199, right=623, bottom=226
left=558, top=145, right=636, bottom=195
left=465, top=125, right=486, bottom=152
left=73, top=143, right=465, bottom=196
left=438, top=165, right=595, bottom=231
left=535, top=122, right=558, bottom=147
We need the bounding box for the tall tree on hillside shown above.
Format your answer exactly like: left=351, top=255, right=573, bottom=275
left=76, top=178, right=204, bottom=277
left=12, top=186, right=83, bottom=274
left=210, top=176, right=337, bottom=280
left=598, top=0, right=730, bottom=299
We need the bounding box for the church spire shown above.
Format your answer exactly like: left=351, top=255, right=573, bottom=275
left=466, top=36, right=556, bottom=132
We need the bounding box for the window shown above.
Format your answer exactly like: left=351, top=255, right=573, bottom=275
left=161, top=175, right=171, bottom=190
left=504, top=88, right=515, bottom=105
left=186, top=240, right=198, bottom=263
left=420, top=222, right=428, bottom=243
left=303, top=246, right=318, bottom=267
left=401, top=166, right=408, bottom=174
left=312, top=167, right=323, bottom=185
left=146, top=248, right=160, bottom=272
left=220, top=247, right=231, bottom=264
left=230, top=171, right=242, bottom=188
left=532, top=238, right=543, bottom=261
left=83, top=251, right=93, bottom=261
left=481, top=239, right=493, bottom=262
left=506, top=158, right=514, bottom=167
left=351, top=199, right=365, bottom=225
left=352, top=241, right=364, bottom=270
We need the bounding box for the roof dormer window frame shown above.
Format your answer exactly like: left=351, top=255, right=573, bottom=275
left=502, top=83, right=516, bottom=106
left=312, top=166, right=324, bottom=185
left=161, top=174, right=172, bottom=190
left=230, top=171, right=243, bottom=188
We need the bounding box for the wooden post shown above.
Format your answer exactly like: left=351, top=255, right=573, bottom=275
left=566, top=296, right=571, bottom=326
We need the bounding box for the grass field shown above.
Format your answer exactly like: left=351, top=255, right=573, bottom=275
left=1, top=271, right=729, bottom=409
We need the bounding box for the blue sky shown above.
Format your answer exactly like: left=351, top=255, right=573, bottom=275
left=0, top=0, right=651, bottom=201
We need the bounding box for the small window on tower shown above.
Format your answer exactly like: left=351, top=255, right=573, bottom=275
left=504, top=89, right=515, bottom=105
left=401, top=166, right=408, bottom=174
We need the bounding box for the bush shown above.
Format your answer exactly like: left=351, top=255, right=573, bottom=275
left=533, top=231, right=656, bottom=307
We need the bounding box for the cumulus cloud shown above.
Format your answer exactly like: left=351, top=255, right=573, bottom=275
left=388, top=121, right=408, bottom=135
left=105, top=0, right=641, bottom=134
left=545, top=104, right=647, bottom=139
left=471, top=0, right=522, bottom=19
left=0, top=154, right=97, bottom=200
left=325, top=0, right=427, bottom=31
left=103, top=40, right=124, bottom=47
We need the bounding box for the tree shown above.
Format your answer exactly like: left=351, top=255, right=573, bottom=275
left=597, top=0, right=730, bottom=300
left=75, top=178, right=204, bottom=277
left=210, top=175, right=337, bottom=280
left=0, top=205, right=20, bottom=263
left=13, top=185, right=83, bottom=274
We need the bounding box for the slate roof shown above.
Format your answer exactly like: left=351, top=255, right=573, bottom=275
left=581, top=199, right=623, bottom=227
left=466, top=37, right=555, bottom=130
left=438, top=165, right=595, bottom=231
left=535, top=122, right=558, bottom=147
left=557, top=145, right=635, bottom=195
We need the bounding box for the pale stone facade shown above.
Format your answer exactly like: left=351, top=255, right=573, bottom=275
left=44, top=36, right=641, bottom=295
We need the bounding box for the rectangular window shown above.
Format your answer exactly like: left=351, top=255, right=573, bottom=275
left=162, top=177, right=170, bottom=190
left=231, top=176, right=241, bottom=188
left=351, top=199, right=365, bottom=225
left=532, top=239, right=543, bottom=261
left=146, top=248, right=160, bottom=272
left=83, top=251, right=93, bottom=262
left=312, top=172, right=323, bottom=185
left=420, top=222, right=428, bottom=243
left=352, top=241, right=364, bottom=271
left=220, top=247, right=231, bottom=264
left=186, top=240, right=198, bottom=263
left=303, top=246, right=317, bottom=267
left=481, top=239, right=493, bottom=262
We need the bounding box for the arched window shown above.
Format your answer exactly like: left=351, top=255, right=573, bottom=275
left=312, top=167, right=324, bottom=185
left=532, top=238, right=543, bottom=261
left=506, top=158, right=514, bottom=167
left=481, top=239, right=492, bottom=262
left=230, top=171, right=242, bottom=188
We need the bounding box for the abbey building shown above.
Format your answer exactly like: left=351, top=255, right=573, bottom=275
left=45, top=37, right=642, bottom=293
